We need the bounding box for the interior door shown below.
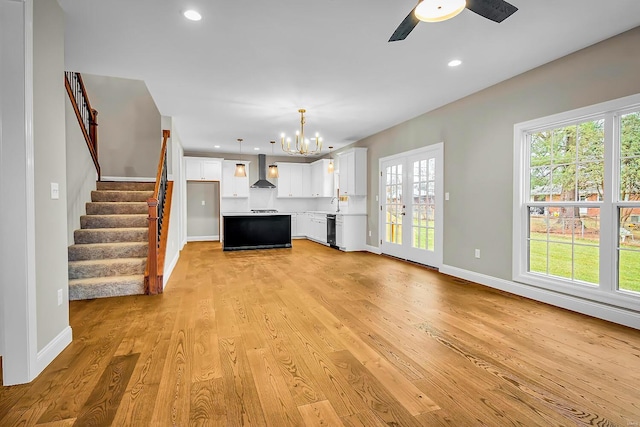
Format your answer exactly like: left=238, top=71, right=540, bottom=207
left=380, top=144, right=443, bottom=268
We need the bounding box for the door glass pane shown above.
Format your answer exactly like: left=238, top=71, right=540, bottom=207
left=385, top=163, right=404, bottom=245
left=412, top=159, right=431, bottom=251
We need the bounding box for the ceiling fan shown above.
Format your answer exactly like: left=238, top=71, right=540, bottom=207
left=389, top=0, right=518, bottom=42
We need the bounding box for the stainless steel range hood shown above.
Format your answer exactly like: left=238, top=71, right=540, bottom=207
left=251, top=154, right=276, bottom=188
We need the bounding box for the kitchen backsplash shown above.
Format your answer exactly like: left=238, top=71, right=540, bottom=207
left=220, top=188, right=366, bottom=214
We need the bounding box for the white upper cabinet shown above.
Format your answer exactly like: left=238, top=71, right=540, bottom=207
left=221, top=160, right=250, bottom=198
left=276, top=162, right=311, bottom=198
left=310, top=159, right=335, bottom=198
left=337, top=147, right=367, bottom=196
left=185, top=157, right=222, bottom=181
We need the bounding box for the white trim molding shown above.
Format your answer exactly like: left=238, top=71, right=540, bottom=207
left=441, top=264, right=640, bottom=330
left=35, top=326, right=72, bottom=374
left=187, top=235, right=220, bottom=242
left=163, top=250, right=181, bottom=290
left=366, top=244, right=382, bottom=255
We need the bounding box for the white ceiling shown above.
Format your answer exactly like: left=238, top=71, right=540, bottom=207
left=59, top=0, right=640, bottom=156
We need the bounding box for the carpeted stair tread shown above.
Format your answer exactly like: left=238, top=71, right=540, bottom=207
left=81, top=214, right=148, bottom=229
left=74, top=227, right=148, bottom=244
left=68, top=257, right=147, bottom=280
left=86, top=202, right=148, bottom=215
left=91, top=190, right=154, bottom=202
left=68, top=242, right=148, bottom=261
left=97, top=181, right=155, bottom=191
left=69, top=274, right=145, bottom=301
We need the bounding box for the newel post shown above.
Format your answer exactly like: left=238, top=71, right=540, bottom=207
left=147, top=198, right=159, bottom=295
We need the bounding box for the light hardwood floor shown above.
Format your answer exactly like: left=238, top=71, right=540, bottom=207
left=1, top=240, right=639, bottom=426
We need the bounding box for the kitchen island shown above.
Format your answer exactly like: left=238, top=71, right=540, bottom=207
left=222, top=212, right=291, bottom=251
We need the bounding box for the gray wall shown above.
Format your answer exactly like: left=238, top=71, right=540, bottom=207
left=187, top=182, right=220, bottom=238
left=33, top=0, right=69, bottom=351
left=81, top=74, right=161, bottom=178
left=355, top=26, right=640, bottom=281
left=65, top=95, right=97, bottom=245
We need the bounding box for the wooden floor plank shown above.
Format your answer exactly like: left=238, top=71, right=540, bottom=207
left=246, top=347, right=304, bottom=426
left=297, top=400, right=344, bottom=427
left=218, top=336, right=267, bottom=427
left=189, top=378, right=226, bottom=426
left=327, top=349, right=424, bottom=427
left=311, top=303, right=440, bottom=416
left=73, top=353, right=139, bottom=427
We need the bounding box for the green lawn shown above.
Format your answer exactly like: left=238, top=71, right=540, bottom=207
left=529, top=233, right=640, bottom=293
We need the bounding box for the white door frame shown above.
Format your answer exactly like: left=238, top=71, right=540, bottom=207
left=379, top=143, right=444, bottom=268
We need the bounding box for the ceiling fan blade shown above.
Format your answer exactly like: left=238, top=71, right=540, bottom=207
left=389, top=6, right=420, bottom=42
left=465, top=0, right=518, bottom=23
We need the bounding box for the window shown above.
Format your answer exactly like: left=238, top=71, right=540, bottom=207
left=514, top=94, right=640, bottom=311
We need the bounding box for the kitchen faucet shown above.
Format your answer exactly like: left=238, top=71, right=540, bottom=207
left=330, top=189, right=341, bottom=212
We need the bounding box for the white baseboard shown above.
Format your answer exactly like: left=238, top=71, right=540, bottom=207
left=36, top=326, right=72, bottom=375
left=440, top=264, right=640, bottom=330
left=187, top=235, right=219, bottom=242
left=101, top=176, right=155, bottom=182
left=163, top=250, right=180, bottom=290
left=366, top=244, right=382, bottom=255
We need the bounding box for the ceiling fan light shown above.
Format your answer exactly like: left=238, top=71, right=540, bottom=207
left=415, top=0, right=466, bottom=23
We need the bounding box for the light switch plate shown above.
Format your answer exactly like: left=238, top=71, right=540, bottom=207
left=445, top=192, right=450, bottom=201
left=51, top=182, right=59, bottom=200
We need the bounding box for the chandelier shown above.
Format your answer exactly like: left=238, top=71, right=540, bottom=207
left=281, top=109, right=322, bottom=156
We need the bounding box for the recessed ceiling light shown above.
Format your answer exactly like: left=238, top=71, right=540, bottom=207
left=254, top=147, right=260, bottom=151
left=214, top=145, right=220, bottom=148
left=448, top=59, right=462, bottom=67
left=183, top=10, right=202, bottom=21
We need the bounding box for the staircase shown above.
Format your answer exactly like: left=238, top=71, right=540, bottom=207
left=68, top=181, right=153, bottom=300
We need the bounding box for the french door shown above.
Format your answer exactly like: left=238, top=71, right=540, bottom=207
left=379, top=144, right=443, bottom=268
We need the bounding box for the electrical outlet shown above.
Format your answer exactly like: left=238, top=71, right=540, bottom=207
left=201, top=200, right=205, bottom=206
left=475, top=249, right=480, bottom=259
left=57, top=289, right=63, bottom=306
left=369, top=230, right=372, bottom=237
left=445, top=192, right=450, bottom=201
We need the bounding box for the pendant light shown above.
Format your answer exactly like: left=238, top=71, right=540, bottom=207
left=327, top=146, right=335, bottom=173
left=234, top=138, right=246, bottom=177
left=268, top=140, right=279, bottom=178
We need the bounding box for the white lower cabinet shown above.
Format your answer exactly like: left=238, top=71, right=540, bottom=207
left=307, top=213, right=327, bottom=244
left=335, top=214, right=366, bottom=251
left=290, top=213, right=297, bottom=238
left=300, top=212, right=366, bottom=250
left=336, top=216, right=344, bottom=248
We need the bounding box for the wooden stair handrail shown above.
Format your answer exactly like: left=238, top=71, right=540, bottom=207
left=64, top=71, right=100, bottom=180
left=146, top=130, right=171, bottom=295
